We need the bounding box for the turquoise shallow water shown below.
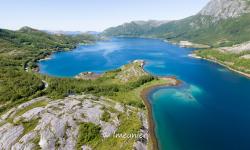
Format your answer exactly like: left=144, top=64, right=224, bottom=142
left=39, top=38, right=250, bottom=150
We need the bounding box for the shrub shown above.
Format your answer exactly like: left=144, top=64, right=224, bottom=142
left=77, top=123, right=101, bottom=149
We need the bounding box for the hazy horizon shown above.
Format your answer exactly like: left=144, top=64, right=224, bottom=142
left=0, top=0, right=209, bottom=32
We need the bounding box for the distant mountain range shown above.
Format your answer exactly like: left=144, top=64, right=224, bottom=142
left=103, top=0, right=250, bottom=47
left=44, top=30, right=100, bottom=36
left=103, top=20, right=170, bottom=37
left=199, top=0, right=250, bottom=20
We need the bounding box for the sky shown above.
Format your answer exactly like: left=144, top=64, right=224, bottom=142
left=0, top=0, right=209, bottom=32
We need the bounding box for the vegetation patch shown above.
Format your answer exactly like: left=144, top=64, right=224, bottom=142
left=0, top=27, right=96, bottom=106
left=21, top=119, right=39, bottom=135
left=77, top=122, right=101, bottom=149
left=91, top=112, right=141, bottom=150
left=31, top=136, right=41, bottom=149
left=108, top=77, right=170, bottom=108
left=196, top=49, right=250, bottom=74
left=0, top=69, right=44, bottom=103
left=101, top=111, right=111, bottom=122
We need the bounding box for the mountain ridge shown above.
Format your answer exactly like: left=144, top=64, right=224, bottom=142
left=199, top=0, right=250, bottom=20
left=103, top=20, right=170, bottom=37
left=103, top=0, right=250, bottom=47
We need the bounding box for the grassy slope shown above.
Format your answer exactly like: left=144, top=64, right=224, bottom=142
left=155, top=14, right=250, bottom=47
left=195, top=49, right=250, bottom=75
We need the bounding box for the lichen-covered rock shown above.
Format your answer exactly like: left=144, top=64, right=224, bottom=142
left=12, top=131, right=37, bottom=150
left=220, top=41, right=250, bottom=53
left=116, top=60, right=147, bottom=82
left=81, top=145, right=92, bottom=150
left=101, top=122, right=117, bottom=138
left=2, top=97, right=49, bottom=120
left=133, top=112, right=149, bottom=150
left=0, top=94, right=124, bottom=149
left=115, top=103, right=124, bottom=112
left=0, top=123, right=24, bottom=149
left=241, top=54, right=250, bottom=59
left=14, top=107, right=45, bottom=123
left=1, top=108, right=16, bottom=120
left=39, top=127, right=56, bottom=150
left=11, top=143, right=36, bottom=150
left=75, top=72, right=101, bottom=80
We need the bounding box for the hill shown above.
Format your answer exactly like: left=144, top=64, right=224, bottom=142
left=0, top=27, right=96, bottom=104
left=103, top=0, right=250, bottom=47
left=103, top=20, right=169, bottom=37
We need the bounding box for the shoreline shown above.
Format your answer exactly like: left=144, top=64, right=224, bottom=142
left=190, top=53, right=250, bottom=78
left=140, top=77, right=181, bottom=150
left=113, top=36, right=210, bottom=49
left=29, top=42, right=95, bottom=73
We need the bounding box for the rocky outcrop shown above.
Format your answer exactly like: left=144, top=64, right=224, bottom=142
left=241, top=54, right=250, bottom=59
left=220, top=41, right=250, bottom=53
left=116, top=60, right=147, bottom=82
left=133, top=112, right=149, bottom=150
left=81, top=145, right=92, bottom=150
left=199, top=0, right=250, bottom=20
left=0, top=94, right=147, bottom=149
left=1, top=96, right=49, bottom=120
left=75, top=72, right=101, bottom=80
left=0, top=123, right=24, bottom=149
left=131, top=20, right=170, bottom=27
left=12, top=131, right=37, bottom=150
left=179, top=41, right=210, bottom=48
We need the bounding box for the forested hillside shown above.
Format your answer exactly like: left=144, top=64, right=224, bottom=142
left=0, top=27, right=96, bottom=106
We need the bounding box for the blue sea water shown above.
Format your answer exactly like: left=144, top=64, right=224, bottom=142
left=39, top=38, right=250, bottom=150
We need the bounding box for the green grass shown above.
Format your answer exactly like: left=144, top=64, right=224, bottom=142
left=21, top=119, right=39, bottom=135
left=31, top=136, right=41, bottom=149
left=76, top=111, right=142, bottom=150
left=92, top=112, right=142, bottom=150
left=77, top=122, right=102, bottom=150
left=108, top=78, right=172, bottom=108
left=101, top=111, right=111, bottom=122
